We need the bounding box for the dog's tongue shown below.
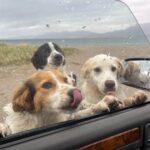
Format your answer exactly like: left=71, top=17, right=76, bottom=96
left=70, top=89, right=82, bottom=108
left=106, top=91, right=115, bottom=96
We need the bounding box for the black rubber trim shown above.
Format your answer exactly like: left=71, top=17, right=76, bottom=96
left=0, top=102, right=150, bottom=150
left=125, top=57, right=150, bottom=61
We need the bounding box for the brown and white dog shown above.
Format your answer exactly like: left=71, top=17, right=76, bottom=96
left=0, top=69, right=120, bottom=137
left=79, top=54, right=147, bottom=109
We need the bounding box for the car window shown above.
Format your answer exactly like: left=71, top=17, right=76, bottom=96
left=0, top=0, right=149, bottom=136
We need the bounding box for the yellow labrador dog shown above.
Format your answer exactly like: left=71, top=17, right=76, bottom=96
left=79, top=54, right=147, bottom=110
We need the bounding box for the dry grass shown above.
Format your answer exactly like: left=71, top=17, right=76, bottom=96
left=0, top=43, right=76, bottom=66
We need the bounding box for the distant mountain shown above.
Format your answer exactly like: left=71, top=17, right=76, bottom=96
left=29, top=23, right=150, bottom=41
left=97, top=24, right=146, bottom=39
left=34, top=30, right=101, bottom=39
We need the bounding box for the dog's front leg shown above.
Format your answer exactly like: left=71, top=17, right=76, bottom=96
left=69, top=95, right=121, bottom=120
left=0, top=123, right=11, bottom=137
left=123, top=91, right=147, bottom=107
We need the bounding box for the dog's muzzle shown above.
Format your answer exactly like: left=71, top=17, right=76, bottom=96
left=53, top=54, right=63, bottom=66
left=104, top=80, right=116, bottom=95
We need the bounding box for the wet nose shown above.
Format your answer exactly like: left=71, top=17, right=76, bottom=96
left=54, top=54, right=62, bottom=61
left=105, top=80, right=115, bottom=89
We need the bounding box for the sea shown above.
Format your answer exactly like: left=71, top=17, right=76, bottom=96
left=0, top=37, right=148, bottom=47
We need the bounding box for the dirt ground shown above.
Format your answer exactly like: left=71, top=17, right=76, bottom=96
left=0, top=45, right=150, bottom=121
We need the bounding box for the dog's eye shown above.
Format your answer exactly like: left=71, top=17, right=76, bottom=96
left=64, top=77, right=68, bottom=83
left=94, top=67, right=101, bottom=73
left=42, top=82, right=52, bottom=89
left=111, top=66, right=117, bottom=72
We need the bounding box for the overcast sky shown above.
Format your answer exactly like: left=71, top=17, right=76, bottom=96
left=122, top=0, right=150, bottom=24
left=122, top=0, right=150, bottom=40
left=0, top=0, right=149, bottom=39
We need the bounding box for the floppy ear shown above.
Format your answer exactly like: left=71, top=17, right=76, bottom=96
left=114, top=58, right=125, bottom=78
left=31, top=44, right=50, bottom=70
left=124, top=62, right=133, bottom=78
left=12, top=81, right=35, bottom=112
left=81, top=58, right=93, bottom=79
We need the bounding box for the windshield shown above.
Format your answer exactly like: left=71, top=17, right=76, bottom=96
left=0, top=0, right=149, bottom=137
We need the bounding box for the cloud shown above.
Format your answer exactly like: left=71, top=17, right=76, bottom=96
left=0, top=0, right=138, bottom=39
left=122, top=0, right=150, bottom=24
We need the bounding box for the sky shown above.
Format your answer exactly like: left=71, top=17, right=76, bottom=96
left=0, top=0, right=149, bottom=39
left=122, top=0, right=150, bottom=39
left=122, top=0, right=150, bottom=24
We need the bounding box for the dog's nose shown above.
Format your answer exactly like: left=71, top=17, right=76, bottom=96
left=67, top=89, right=82, bottom=108
left=105, top=80, right=115, bottom=89
left=54, top=54, right=62, bottom=61
left=68, top=89, right=74, bottom=98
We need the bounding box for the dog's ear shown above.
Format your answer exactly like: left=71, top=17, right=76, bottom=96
left=81, top=58, right=93, bottom=79
left=12, top=80, right=35, bottom=112
left=124, top=62, right=133, bottom=78
left=114, top=58, right=125, bottom=78
left=31, top=44, right=50, bottom=70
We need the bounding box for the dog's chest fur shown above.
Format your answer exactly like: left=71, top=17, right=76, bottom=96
left=3, top=104, right=68, bottom=134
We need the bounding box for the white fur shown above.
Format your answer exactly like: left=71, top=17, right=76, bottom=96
left=80, top=54, right=147, bottom=110
left=47, top=42, right=65, bottom=66
left=1, top=70, right=122, bottom=136
left=0, top=71, right=114, bottom=136
left=80, top=54, right=125, bottom=107
left=2, top=71, right=76, bottom=134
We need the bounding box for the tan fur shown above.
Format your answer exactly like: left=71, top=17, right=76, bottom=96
left=13, top=71, right=58, bottom=113
left=13, top=81, right=35, bottom=112
left=114, top=58, right=125, bottom=78
left=81, top=58, right=94, bottom=79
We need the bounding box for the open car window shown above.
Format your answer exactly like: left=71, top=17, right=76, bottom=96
left=0, top=0, right=150, bottom=139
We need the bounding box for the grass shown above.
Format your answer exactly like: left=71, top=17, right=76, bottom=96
left=0, top=43, right=76, bottom=66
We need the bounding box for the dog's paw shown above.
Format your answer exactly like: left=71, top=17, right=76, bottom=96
left=92, top=96, right=123, bottom=114
left=102, top=95, right=121, bottom=112
left=133, top=91, right=148, bottom=105
left=68, top=72, right=77, bottom=86
left=0, top=123, right=8, bottom=137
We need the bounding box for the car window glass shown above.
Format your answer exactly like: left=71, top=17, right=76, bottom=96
left=0, top=0, right=149, bottom=136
